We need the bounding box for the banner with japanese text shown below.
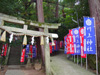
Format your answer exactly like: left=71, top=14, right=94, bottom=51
left=69, top=30, right=74, bottom=54
left=72, top=28, right=81, bottom=55
left=64, top=36, right=67, bottom=54
left=67, top=34, right=70, bottom=54
left=30, top=45, right=33, bottom=58
left=79, top=27, right=86, bottom=58
left=49, top=43, right=52, bottom=54
left=32, top=45, right=37, bottom=58
left=1, top=44, right=8, bottom=56
left=84, top=17, right=96, bottom=54
left=20, top=48, right=25, bottom=62
left=1, top=45, right=5, bottom=56
left=25, top=44, right=29, bottom=57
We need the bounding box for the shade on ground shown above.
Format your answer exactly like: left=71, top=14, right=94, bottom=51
left=50, top=52, right=95, bottom=75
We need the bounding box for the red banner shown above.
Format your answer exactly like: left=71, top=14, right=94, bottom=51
left=79, top=27, right=86, bottom=58
left=30, top=45, right=33, bottom=58
left=60, top=41, right=63, bottom=48
left=49, top=43, right=52, bottom=54
left=69, top=30, right=74, bottom=54
left=4, top=44, right=7, bottom=56
left=20, top=48, right=25, bottom=62
left=1, top=44, right=8, bottom=56
left=67, top=34, right=70, bottom=54
left=1, top=45, right=5, bottom=56
left=54, top=40, right=56, bottom=50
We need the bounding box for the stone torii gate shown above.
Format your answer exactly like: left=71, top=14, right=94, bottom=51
left=0, top=13, right=60, bottom=75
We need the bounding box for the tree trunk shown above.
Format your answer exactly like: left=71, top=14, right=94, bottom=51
left=55, top=0, right=59, bottom=18
left=36, top=0, right=45, bottom=66
left=62, top=6, right=66, bottom=18
left=88, top=0, right=100, bottom=56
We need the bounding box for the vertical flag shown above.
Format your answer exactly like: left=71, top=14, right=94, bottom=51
left=32, top=45, right=37, bottom=58
left=49, top=43, right=52, bottom=54
left=1, top=45, right=5, bottom=56
left=69, top=30, right=74, bottom=54
left=4, top=44, right=7, bottom=56
left=52, top=46, right=54, bottom=52
left=84, top=17, right=96, bottom=54
left=54, top=40, right=56, bottom=51
left=30, top=45, right=33, bottom=58
left=67, top=34, right=70, bottom=54
left=79, top=27, right=86, bottom=58
left=72, top=28, right=81, bottom=55
left=25, top=44, right=29, bottom=57
left=20, top=48, right=25, bottom=62
left=64, top=36, right=67, bottom=54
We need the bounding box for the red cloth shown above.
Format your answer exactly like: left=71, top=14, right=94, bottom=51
left=1, top=45, right=5, bottom=56
left=20, top=48, right=25, bottom=62
left=49, top=43, right=52, bottom=54
left=67, top=34, right=70, bottom=54
left=4, top=44, right=7, bottom=56
left=54, top=40, right=56, bottom=50
left=79, top=27, right=86, bottom=58
left=69, top=30, right=74, bottom=54
left=60, top=41, right=62, bottom=48
left=1, top=44, right=8, bottom=56
left=30, top=45, right=33, bottom=58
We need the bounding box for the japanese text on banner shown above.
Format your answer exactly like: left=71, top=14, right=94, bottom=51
left=84, top=17, right=96, bottom=54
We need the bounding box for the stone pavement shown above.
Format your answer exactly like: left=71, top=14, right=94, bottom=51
left=4, top=65, right=45, bottom=75
left=5, top=70, right=24, bottom=75
left=50, top=52, right=96, bottom=75
left=5, top=69, right=45, bottom=75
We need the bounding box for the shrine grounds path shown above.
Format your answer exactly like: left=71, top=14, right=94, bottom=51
left=50, top=51, right=96, bottom=75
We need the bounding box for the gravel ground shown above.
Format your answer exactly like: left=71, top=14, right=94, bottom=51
left=50, top=52, right=96, bottom=75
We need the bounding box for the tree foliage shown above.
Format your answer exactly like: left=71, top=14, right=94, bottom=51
left=0, top=0, right=90, bottom=40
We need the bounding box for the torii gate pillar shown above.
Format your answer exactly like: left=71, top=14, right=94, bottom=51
left=44, top=27, right=51, bottom=75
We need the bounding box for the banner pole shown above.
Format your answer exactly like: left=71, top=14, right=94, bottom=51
left=74, top=55, right=75, bottom=63
left=86, top=54, right=88, bottom=70
left=81, top=57, right=82, bottom=67
left=96, top=51, right=98, bottom=75
left=94, top=17, right=98, bottom=75
left=77, top=55, right=78, bottom=65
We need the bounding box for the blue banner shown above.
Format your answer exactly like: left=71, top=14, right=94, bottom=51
left=84, top=17, right=96, bottom=54
left=25, top=44, right=29, bottom=57
left=32, top=45, right=37, bottom=58
left=52, top=46, right=54, bottom=52
left=72, top=28, right=81, bottom=55
left=64, top=36, right=67, bottom=54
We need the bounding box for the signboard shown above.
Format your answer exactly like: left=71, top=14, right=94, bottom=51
left=84, top=17, right=96, bottom=54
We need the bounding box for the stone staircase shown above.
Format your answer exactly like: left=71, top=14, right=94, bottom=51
left=8, top=45, right=21, bottom=65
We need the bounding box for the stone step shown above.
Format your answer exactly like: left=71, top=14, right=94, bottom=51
left=8, top=45, right=21, bottom=65
left=7, top=65, right=21, bottom=69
